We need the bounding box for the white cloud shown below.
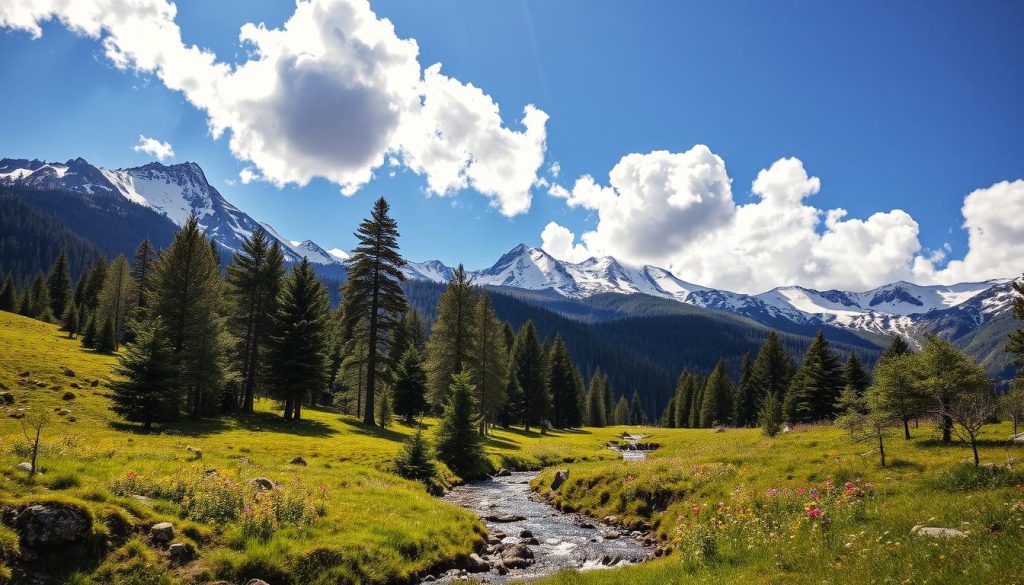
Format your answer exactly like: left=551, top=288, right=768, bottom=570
left=238, top=167, right=260, bottom=185
left=1, top=0, right=547, bottom=216
left=132, top=134, right=174, bottom=160
left=542, top=147, right=1023, bottom=292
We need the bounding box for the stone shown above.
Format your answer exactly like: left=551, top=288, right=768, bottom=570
left=550, top=469, right=569, bottom=490
left=290, top=456, right=308, bottom=466
left=19, top=371, right=30, bottom=378
left=484, top=513, right=525, bottom=523
left=17, top=503, right=91, bottom=546
left=1011, top=432, right=1024, bottom=444
left=150, top=521, right=175, bottom=543
left=58, top=409, right=71, bottom=416
left=15, top=462, right=33, bottom=472
left=603, top=530, right=621, bottom=539
left=494, top=562, right=508, bottom=575
left=251, top=478, right=275, bottom=490
left=90, top=379, right=100, bottom=387
left=911, top=525, right=966, bottom=538
left=495, top=468, right=512, bottom=477
left=69, top=382, right=81, bottom=389
left=1, top=392, right=14, bottom=404
left=168, top=542, right=195, bottom=564
left=60, top=366, right=75, bottom=377
left=603, top=515, right=619, bottom=525
left=238, top=457, right=251, bottom=465
left=518, top=529, right=533, bottom=538
left=246, top=581, right=270, bottom=585
left=521, top=537, right=540, bottom=545
left=501, top=544, right=534, bottom=568
left=465, top=553, right=490, bottom=573
left=62, top=391, right=75, bottom=400
left=186, top=446, right=203, bottom=459
left=422, top=576, right=436, bottom=582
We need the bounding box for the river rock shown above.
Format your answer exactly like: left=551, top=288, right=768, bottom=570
left=501, top=544, right=534, bottom=568
left=15, top=462, right=33, bottom=472
left=495, top=468, right=512, bottom=477
left=485, top=513, right=525, bottom=522
left=246, top=580, right=270, bottom=585
left=604, top=530, right=620, bottom=539
left=494, top=562, right=508, bottom=575
left=911, top=525, right=966, bottom=538
left=550, top=469, right=569, bottom=490
left=168, top=542, right=195, bottom=564
left=465, top=553, right=490, bottom=573
left=151, top=521, right=175, bottom=543
left=518, top=529, right=533, bottom=538
left=17, top=503, right=92, bottom=546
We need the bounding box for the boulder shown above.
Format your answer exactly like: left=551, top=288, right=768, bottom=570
left=150, top=521, right=175, bottom=543
left=15, top=462, right=33, bottom=473
left=494, top=562, right=509, bottom=575
left=501, top=543, right=534, bottom=568
left=60, top=366, right=75, bottom=377
left=521, top=537, right=540, bottom=545
left=911, top=525, right=966, bottom=538
left=518, top=529, right=533, bottom=538
left=168, top=542, right=195, bottom=564
left=290, top=456, right=308, bottom=466
left=18, top=371, right=31, bottom=378
left=1, top=392, right=14, bottom=404
left=62, top=391, right=75, bottom=401
left=603, top=530, right=621, bottom=539
left=90, top=379, right=100, bottom=387
left=251, top=478, right=275, bottom=490
left=484, top=513, right=526, bottom=523
left=17, top=503, right=91, bottom=546
left=1011, top=432, right=1024, bottom=444
left=495, top=468, right=512, bottom=477
left=550, top=469, right=569, bottom=490
left=246, top=581, right=270, bottom=585
left=713, top=426, right=726, bottom=433
left=464, top=553, right=490, bottom=573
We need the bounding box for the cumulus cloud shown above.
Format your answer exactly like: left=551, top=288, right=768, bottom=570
left=1, top=0, right=547, bottom=215
left=542, top=148, right=1023, bottom=292
left=132, top=134, right=174, bottom=160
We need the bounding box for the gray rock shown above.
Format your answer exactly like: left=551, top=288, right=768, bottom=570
left=150, top=521, right=175, bottom=543
left=252, top=477, right=275, bottom=490
left=246, top=580, right=270, bottom=585
left=15, top=462, right=33, bottom=473
left=518, top=529, right=533, bottom=538
left=550, top=469, right=569, bottom=490
left=290, top=456, right=308, bottom=466
left=465, top=553, right=490, bottom=573
left=521, top=537, right=540, bottom=545
left=501, top=543, right=534, bottom=568
left=1011, top=432, right=1024, bottom=444
left=495, top=468, right=511, bottom=477
left=60, top=366, right=75, bottom=377
left=484, top=513, right=525, bottom=523
left=168, top=542, right=195, bottom=564
left=17, top=503, right=91, bottom=546
left=603, top=530, right=620, bottom=539
left=1, top=392, right=14, bottom=404
left=911, top=525, right=966, bottom=538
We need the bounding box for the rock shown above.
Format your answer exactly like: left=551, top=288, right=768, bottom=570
left=168, top=542, right=195, bottom=564
left=486, top=535, right=502, bottom=546
left=484, top=514, right=525, bottom=523
left=783, top=424, right=792, bottom=433
left=60, top=366, right=75, bottom=377
left=238, top=457, right=251, bottom=465
left=62, top=391, right=75, bottom=400
left=521, top=537, right=540, bottom=545
left=603, top=530, right=620, bottom=539
left=35, top=381, right=47, bottom=388
left=165, top=429, right=183, bottom=435
left=15, top=462, right=33, bottom=473
left=17, top=503, right=91, bottom=546
left=246, top=581, right=270, bottom=585
left=422, top=576, right=436, bottom=582
left=290, top=456, right=308, bottom=466
left=251, top=478, right=275, bottom=490
left=494, top=562, right=508, bottom=575
left=492, top=531, right=506, bottom=540
left=90, top=379, right=100, bottom=387
left=1011, top=432, right=1024, bottom=444
left=69, top=382, right=81, bottom=389
left=578, top=520, right=595, bottom=529
left=550, top=469, right=569, bottom=490
left=495, top=468, right=512, bottom=477
left=19, top=371, right=30, bottom=378
left=1, top=392, right=14, bottom=404
left=713, top=425, right=726, bottom=433
left=518, top=529, right=533, bottom=538
left=603, top=515, right=619, bottom=525
left=186, top=446, right=203, bottom=459
left=465, top=553, right=490, bottom=573
left=150, top=521, right=175, bottom=543
left=501, top=544, right=534, bottom=568
left=58, top=409, right=71, bottom=416
left=911, top=525, right=966, bottom=538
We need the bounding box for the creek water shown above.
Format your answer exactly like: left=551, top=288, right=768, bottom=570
left=434, top=471, right=652, bottom=583
left=608, top=433, right=653, bottom=461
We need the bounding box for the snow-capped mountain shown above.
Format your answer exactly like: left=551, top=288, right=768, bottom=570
left=400, top=243, right=1017, bottom=343
left=0, top=157, right=345, bottom=271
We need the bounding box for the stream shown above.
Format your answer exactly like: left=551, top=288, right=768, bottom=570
left=433, top=471, right=653, bottom=583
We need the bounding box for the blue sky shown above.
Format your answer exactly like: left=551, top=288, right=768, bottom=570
left=1, top=1, right=1023, bottom=290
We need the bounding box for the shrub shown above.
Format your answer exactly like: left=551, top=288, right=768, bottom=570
left=48, top=472, right=82, bottom=490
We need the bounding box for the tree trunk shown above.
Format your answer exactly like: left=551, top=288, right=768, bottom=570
left=363, top=258, right=381, bottom=426
left=284, top=397, right=293, bottom=421
left=294, top=398, right=302, bottom=421
left=903, top=416, right=911, bottom=440
left=941, top=413, right=952, bottom=443
left=878, top=432, right=886, bottom=467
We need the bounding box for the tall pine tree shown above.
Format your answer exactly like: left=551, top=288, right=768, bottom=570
left=433, top=371, right=486, bottom=479
left=96, top=255, right=136, bottom=350
left=784, top=331, right=843, bottom=423
left=547, top=334, right=582, bottom=428
left=0, top=275, right=16, bottom=312
left=700, top=359, right=734, bottom=427
left=733, top=353, right=757, bottom=427
left=110, top=318, right=179, bottom=429
left=467, top=292, right=507, bottom=433
left=46, top=249, right=72, bottom=319
left=510, top=321, right=548, bottom=431
left=746, top=332, right=794, bottom=412
left=393, top=347, right=428, bottom=424
left=425, top=265, right=476, bottom=408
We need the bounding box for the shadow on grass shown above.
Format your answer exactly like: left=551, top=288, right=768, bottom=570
left=109, top=410, right=338, bottom=438
left=335, top=417, right=407, bottom=443
left=917, top=438, right=1009, bottom=448
left=484, top=435, right=521, bottom=451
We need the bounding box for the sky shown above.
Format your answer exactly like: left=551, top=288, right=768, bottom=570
left=1, top=0, right=1023, bottom=293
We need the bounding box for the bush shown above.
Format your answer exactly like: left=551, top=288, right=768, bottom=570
left=934, top=463, right=1024, bottom=492
left=48, top=472, right=82, bottom=490
left=394, top=429, right=436, bottom=484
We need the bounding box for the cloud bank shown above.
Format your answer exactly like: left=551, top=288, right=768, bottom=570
left=544, top=146, right=1024, bottom=293
left=0, top=0, right=547, bottom=216
left=132, top=134, right=174, bottom=160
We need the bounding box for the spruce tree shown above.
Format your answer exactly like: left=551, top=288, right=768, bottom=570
left=226, top=230, right=284, bottom=413
left=46, top=249, right=72, bottom=319
left=96, top=255, right=136, bottom=350
left=110, top=318, right=179, bottom=429
left=662, top=396, right=677, bottom=427
left=784, top=331, right=843, bottom=423
left=80, top=313, right=98, bottom=348
left=82, top=258, right=108, bottom=312
left=29, top=272, right=54, bottom=321
left=425, top=265, right=476, bottom=408
left=131, top=239, right=156, bottom=311
left=468, top=293, right=508, bottom=433
left=758, top=390, right=784, bottom=437
left=377, top=386, right=393, bottom=427
left=870, top=353, right=927, bottom=439
left=614, top=396, right=630, bottom=425
left=700, top=359, right=734, bottom=427
left=629, top=390, right=644, bottom=425
left=843, top=353, right=869, bottom=396
left=17, top=289, right=32, bottom=317
left=267, top=258, right=330, bottom=421
left=586, top=371, right=607, bottom=427
left=674, top=371, right=694, bottom=428
left=510, top=321, right=548, bottom=431
left=881, top=335, right=912, bottom=361
left=0, top=275, right=17, bottom=312
left=688, top=379, right=704, bottom=428
left=96, top=316, right=117, bottom=353
left=433, top=371, right=486, bottom=479
left=395, top=429, right=436, bottom=484
left=1006, top=277, right=1024, bottom=388
left=547, top=334, right=581, bottom=428
left=733, top=353, right=757, bottom=427
left=151, top=214, right=227, bottom=417
left=60, top=303, right=80, bottom=338
left=393, top=347, right=428, bottom=424
left=500, top=371, right=524, bottom=428
left=342, top=198, right=407, bottom=426
left=747, top=332, right=793, bottom=410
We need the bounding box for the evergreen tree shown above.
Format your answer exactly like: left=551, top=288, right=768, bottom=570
left=96, top=316, right=117, bottom=353
left=912, top=334, right=991, bottom=443
left=433, top=371, right=486, bottom=479
left=17, top=288, right=32, bottom=317
left=674, top=371, right=694, bottom=428
left=72, top=272, right=87, bottom=309
left=661, top=396, right=677, bottom=427
left=700, top=359, right=734, bottom=427
left=758, top=390, right=784, bottom=437
left=96, top=255, right=136, bottom=350
left=131, top=239, right=156, bottom=311
left=843, top=353, right=869, bottom=396
left=733, top=353, right=757, bottom=427
left=629, top=390, right=644, bottom=425
left=267, top=258, right=330, bottom=421
left=393, top=347, right=428, bottom=424
left=870, top=353, right=928, bottom=439
left=881, top=335, right=912, bottom=361
left=1006, top=277, right=1024, bottom=388
left=746, top=332, right=793, bottom=411
left=613, top=395, right=630, bottom=425
left=80, top=313, right=97, bottom=348
left=602, top=373, right=615, bottom=421
left=151, top=214, right=227, bottom=417
left=499, top=371, right=524, bottom=428
left=0, top=275, right=17, bottom=312
left=342, top=198, right=408, bottom=426
left=226, top=231, right=284, bottom=413
left=60, top=303, right=80, bottom=338
left=82, top=258, right=108, bottom=312
left=547, top=334, right=581, bottom=428
left=377, top=386, right=393, bottom=427
left=110, top=318, right=179, bottom=429
left=688, top=379, right=704, bottom=428
left=510, top=321, right=548, bottom=430
left=425, top=265, right=476, bottom=408
left=28, top=272, right=54, bottom=321
left=585, top=370, right=607, bottom=427
left=784, top=331, right=843, bottom=423
left=394, top=429, right=436, bottom=484
left=46, top=249, right=72, bottom=318
left=468, top=293, right=508, bottom=433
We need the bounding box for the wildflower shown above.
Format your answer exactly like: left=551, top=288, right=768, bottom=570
left=692, top=505, right=700, bottom=514
left=806, top=507, right=823, bottom=519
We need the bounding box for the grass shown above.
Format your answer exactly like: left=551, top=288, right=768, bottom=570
left=2, top=310, right=1024, bottom=584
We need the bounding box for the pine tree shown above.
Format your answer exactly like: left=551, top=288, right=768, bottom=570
left=267, top=258, right=330, bottom=421
left=151, top=214, right=227, bottom=417
left=747, top=331, right=793, bottom=409
left=0, top=275, right=17, bottom=312
left=700, top=359, right=734, bottom=427
left=843, top=353, right=869, bottom=396
left=433, top=371, right=486, bottom=479
left=80, top=313, right=98, bottom=348
left=394, top=429, right=436, bottom=483
left=17, top=288, right=32, bottom=317
left=46, top=249, right=72, bottom=318
left=758, top=390, right=784, bottom=437
left=733, top=353, right=757, bottom=427
left=881, top=335, right=912, bottom=361
left=547, top=334, right=581, bottom=428
left=60, top=303, right=80, bottom=338
left=467, top=293, right=508, bottom=433
left=784, top=331, right=843, bottom=423
left=688, top=379, right=704, bottom=428
left=586, top=371, right=607, bottom=427
left=425, top=265, right=476, bottom=408
left=27, top=272, right=53, bottom=321
left=96, top=255, right=136, bottom=350
left=673, top=371, right=694, bottom=428
left=603, top=373, right=615, bottom=421
left=1006, top=277, right=1024, bottom=388
left=500, top=371, right=524, bottom=428
left=96, top=316, right=117, bottom=353
left=377, top=386, right=393, bottom=427
left=226, top=230, right=284, bottom=413
left=912, top=334, right=991, bottom=443
left=629, top=390, right=644, bottom=425
left=393, top=347, right=428, bottom=424
left=661, top=396, right=677, bottom=427
left=613, top=395, right=630, bottom=425
left=342, top=198, right=408, bottom=426
left=510, top=321, right=548, bottom=430
left=82, top=258, right=108, bottom=312
left=131, top=239, right=156, bottom=311
left=870, top=353, right=928, bottom=439
left=110, top=318, right=179, bottom=429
